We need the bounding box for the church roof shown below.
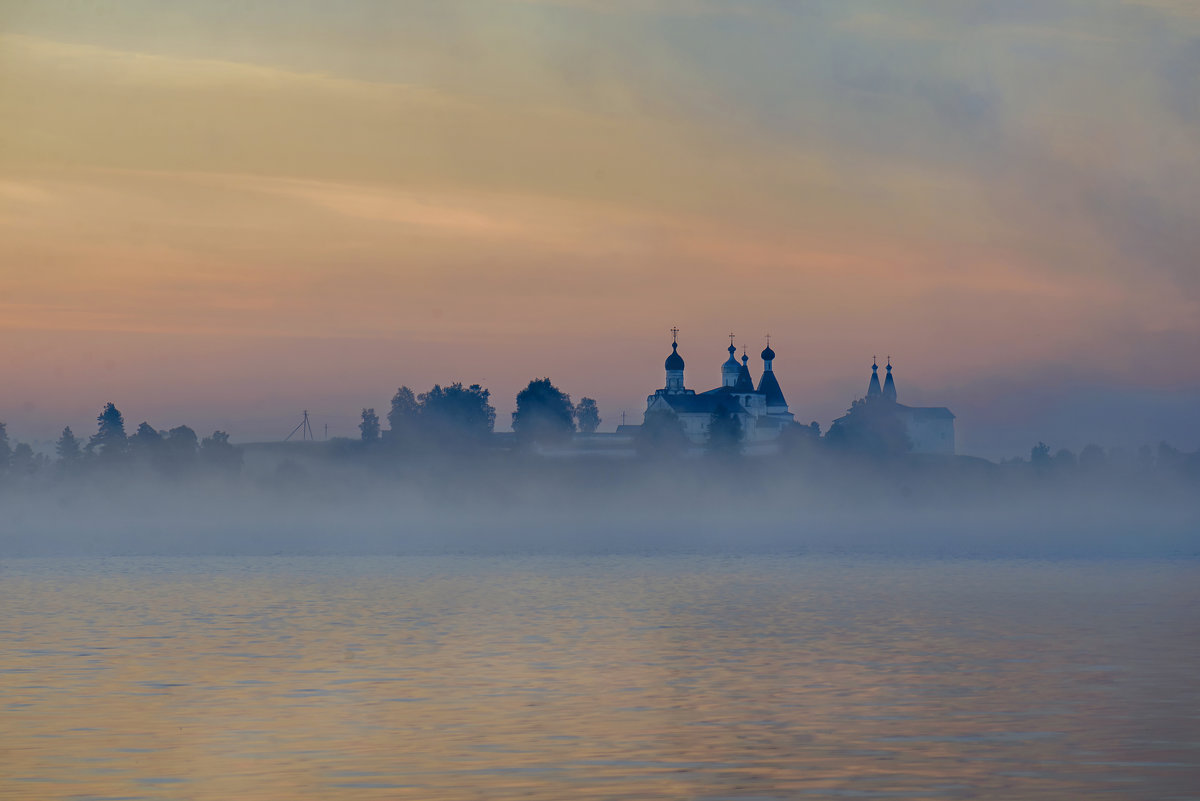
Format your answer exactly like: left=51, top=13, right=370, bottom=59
left=734, top=358, right=755, bottom=392
left=897, top=403, right=955, bottom=420
left=756, top=370, right=787, bottom=407
left=659, top=390, right=745, bottom=416
left=722, top=343, right=740, bottom=374
left=867, top=361, right=882, bottom=397
left=882, top=361, right=897, bottom=402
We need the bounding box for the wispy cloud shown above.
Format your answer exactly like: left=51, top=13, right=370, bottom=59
left=2, top=1, right=1199, bottom=445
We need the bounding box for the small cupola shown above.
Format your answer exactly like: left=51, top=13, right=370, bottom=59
left=721, top=334, right=740, bottom=387
left=734, top=348, right=755, bottom=393
left=665, top=341, right=685, bottom=371
left=664, top=327, right=686, bottom=392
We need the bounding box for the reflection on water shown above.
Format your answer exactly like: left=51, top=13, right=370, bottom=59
left=1, top=556, right=1198, bottom=799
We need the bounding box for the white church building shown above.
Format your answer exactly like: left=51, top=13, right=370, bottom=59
left=639, top=332, right=956, bottom=455
left=831, top=358, right=957, bottom=454
left=644, top=332, right=795, bottom=444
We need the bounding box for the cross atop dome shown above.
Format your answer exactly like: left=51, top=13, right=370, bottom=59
left=663, top=328, right=686, bottom=390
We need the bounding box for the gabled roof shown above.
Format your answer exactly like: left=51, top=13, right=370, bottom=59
left=897, top=403, right=955, bottom=420
left=658, top=389, right=745, bottom=415
left=832, top=399, right=955, bottom=426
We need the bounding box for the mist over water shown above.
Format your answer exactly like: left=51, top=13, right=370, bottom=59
left=3, top=409, right=1198, bottom=801
left=3, top=450, right=1198, bottom=800
left=2, top=447, right=1198, bottom=558
left=5, top=1, right=1200, bottom=797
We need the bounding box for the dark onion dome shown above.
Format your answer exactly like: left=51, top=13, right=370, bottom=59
left=665, top=341, right=685, bottom=370
left=761, top=345, right=776, bottom=362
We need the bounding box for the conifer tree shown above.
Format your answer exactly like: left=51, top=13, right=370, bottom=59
left=55, top=426, right=82, bottom=463
left=88, top=402, right=128, bottom=458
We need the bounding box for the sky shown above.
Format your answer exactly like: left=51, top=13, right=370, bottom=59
left=2, top=0, right=1199, bottom=457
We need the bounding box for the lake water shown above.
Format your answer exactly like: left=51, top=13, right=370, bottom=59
left=1, top=556, right=1198, bottom=800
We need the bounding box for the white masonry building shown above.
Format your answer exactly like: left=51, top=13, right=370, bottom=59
left=641, top=333, right=955, bottom=455
left=645, top=333, right=795, bottom=444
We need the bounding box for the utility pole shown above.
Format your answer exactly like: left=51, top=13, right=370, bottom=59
left=285, top=410, right=315, bottom=442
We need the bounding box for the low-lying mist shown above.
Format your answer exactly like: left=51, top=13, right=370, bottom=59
left=3, top=444, right=1197, bottom=559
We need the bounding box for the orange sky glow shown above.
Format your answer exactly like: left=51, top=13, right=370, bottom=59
left=2, top=1, right=1199, bottom=455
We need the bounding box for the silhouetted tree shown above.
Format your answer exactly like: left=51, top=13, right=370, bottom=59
left=384, top=386, right=420, bottom=449
left=359, top=408, right=380, bottom=442
left=55, top=426, right=81, bottom=464
left=129, top=421, right=165, bottom=462
left=10, top=443, right=37, bottom=477
left=160, top=425, right=199, bottom=475
left=512, top=378, right=574, bottom=447
left=87, top=402, right=127, bottom=459
left=201, top=430, right=242, bottom=474
left=635, top=409, right=689, bottom=459
left=382, top=383, right=496, bottom=452
left=419, top=383, right=496, bottom=449
left=706, top=403, right=743, bottom=456
left=1030, top=441, right=1051, bottom=467
left=574, top=397, right=601, bottom=434
left=825, top=396, right=910, bottom=455
left=780, top=420, right=821, bottom=457
left=167, top=425, right=198, bottom=453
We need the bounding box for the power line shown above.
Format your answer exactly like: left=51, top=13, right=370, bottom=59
left=284, top=410, right=315, bottom=442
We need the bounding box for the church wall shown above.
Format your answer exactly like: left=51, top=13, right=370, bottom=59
left=905, top=416, right=955, bottom=455
left=679, top=414, right=710, bottom=442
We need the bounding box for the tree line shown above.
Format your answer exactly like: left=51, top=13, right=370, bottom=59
left=356, top=378, right=600, bottom=451
left=0, top=402, right=241, bottom=484
left=3, top=377, right=1198, bottom=486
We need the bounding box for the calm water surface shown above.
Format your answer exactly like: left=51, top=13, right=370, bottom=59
left=1, top=555, right=1198, bottom=800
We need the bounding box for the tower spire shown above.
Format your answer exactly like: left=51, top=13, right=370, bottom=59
left=882, top=356, right=897, bottom=402
left=867, top=357, right=882, bottom=398
left=756, top=336, right=787, bottom=413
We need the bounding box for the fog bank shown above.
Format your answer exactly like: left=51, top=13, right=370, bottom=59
left=3, top=450, right=1197, bottom=559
